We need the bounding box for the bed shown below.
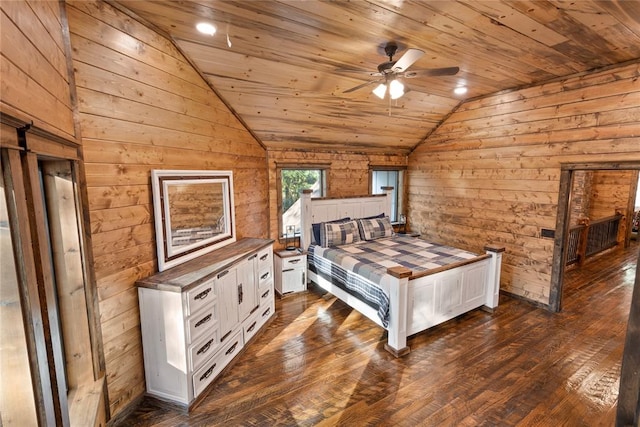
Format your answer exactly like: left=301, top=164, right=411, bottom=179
left=300, top=189, right=505, bottom=357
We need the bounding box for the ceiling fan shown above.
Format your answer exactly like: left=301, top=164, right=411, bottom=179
left=341, top=42, right=460, bottom=100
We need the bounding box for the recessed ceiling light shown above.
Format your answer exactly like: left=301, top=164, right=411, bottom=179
left=196, top=22, right=216, bottom=36
left=454, top=86, right=468, bottom=95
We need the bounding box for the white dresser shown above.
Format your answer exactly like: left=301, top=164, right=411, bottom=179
left=136, top=238, right=274, bottom=408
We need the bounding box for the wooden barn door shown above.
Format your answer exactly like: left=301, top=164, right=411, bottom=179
left=1, top=141, right=105, bottom=426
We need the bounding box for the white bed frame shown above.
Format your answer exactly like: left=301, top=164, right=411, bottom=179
left=300, top=189, right=504, bottom=357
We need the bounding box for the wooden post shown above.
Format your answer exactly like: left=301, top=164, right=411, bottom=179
left=483, top=245, right=505, bottom=309
left=615, top=209, right=626, bottom=246
left=381, top=186, right=394, bottom=220
left=549, top=168, right=573, bottom=313
left=577, top=218, right=589, bottom=267
left=299, top=189, right=313, bottom=251
left=384, top=266, right=411, bottom=357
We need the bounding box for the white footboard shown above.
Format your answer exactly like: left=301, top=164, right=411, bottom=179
left=383, top=245, right=504, bottom=356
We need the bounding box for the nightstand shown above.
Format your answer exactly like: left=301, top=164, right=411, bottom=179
left=274, top=249, right=307, bottom=296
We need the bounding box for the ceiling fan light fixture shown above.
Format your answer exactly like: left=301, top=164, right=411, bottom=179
left=389, top=79, right=405, bottom=99
left=373, top=83, right=387, bottom=99
left=454, top=86, right=468, bottom=95
left=196, top=22, right=217, bottom=36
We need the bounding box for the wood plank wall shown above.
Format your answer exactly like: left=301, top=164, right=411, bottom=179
left=267, top=150, right=407, bottom=248
left=65, top=1, right=268, bottom=417
left=590, top=170, right=635, bottom=218
left=0, top=0, right=75, bottom=141
left=408, top=61, right=640, bottom=305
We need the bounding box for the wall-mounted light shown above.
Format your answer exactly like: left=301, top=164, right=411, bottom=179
left=196, top=22, right=217, bottom=36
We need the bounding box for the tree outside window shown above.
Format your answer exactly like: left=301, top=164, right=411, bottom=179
left=280, top=168, right=325, bottom=236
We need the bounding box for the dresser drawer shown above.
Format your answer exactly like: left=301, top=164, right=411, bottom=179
left=244, top=288, right=274, bottom=343
left=186, top=279, right=216, bottom=316
left=257, top=247, right=272, bottom=270
left=280, top=253, right=305, bottom=269
left=189, top=329, right=220, bottom=372
left=258, top=268, right=272, bottom=289
left=258, top=283, right=273, bottom=305
left=257, top=249, right=273, bottom=284
left=187, top=304, right=217, bottom=344
left=242, top=310, right=261, bottom=344
left=192, top=331, right=243, bottom=397
left=257, top=301, right=274, bottom=330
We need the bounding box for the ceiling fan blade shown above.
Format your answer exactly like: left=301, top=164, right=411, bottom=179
left=403, top=66, right=460, bottom=78
left=391, top=48, right=425, bottom=72
left=342, top=79, right=383, bottom=94
left=336, top=68, right=384, bottom=77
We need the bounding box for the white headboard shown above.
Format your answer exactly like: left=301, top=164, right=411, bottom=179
left=300, top=189, right=393, bottom=250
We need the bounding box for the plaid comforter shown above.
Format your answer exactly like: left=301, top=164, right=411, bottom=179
left=308, top=235, right=481, bottom=326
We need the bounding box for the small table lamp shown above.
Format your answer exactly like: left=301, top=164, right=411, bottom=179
left=285, top=225, right=296, bottom=251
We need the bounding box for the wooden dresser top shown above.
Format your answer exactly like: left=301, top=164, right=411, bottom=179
left=136, top=238, right=273, bottom=292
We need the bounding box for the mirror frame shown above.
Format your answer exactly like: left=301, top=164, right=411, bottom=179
left=151, top=169, right=236, bottom=271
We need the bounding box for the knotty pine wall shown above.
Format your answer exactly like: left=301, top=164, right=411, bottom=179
left=408, top=61, right=640, bottom=305
left=590, top=170, right=636, bottom=219
left=66, top=1, right=268, bottom=416
left=1, top=0, right=75, bottom=142
left=590, top=170, right=637, bottom=240
left=267, top=149, right=407, bottom=248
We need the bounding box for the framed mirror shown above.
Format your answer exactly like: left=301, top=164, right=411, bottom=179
left=151, top=170, right=236, bottom=271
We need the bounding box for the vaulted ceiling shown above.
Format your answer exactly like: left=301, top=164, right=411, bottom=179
left=113, top=1, right=640, bottom=154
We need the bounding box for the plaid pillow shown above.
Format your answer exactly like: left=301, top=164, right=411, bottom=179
left=312, top=217, right=350, bottom=244
left=357, top=217, right=393, bottom=241
left=320, top=220, right=361, bottom=247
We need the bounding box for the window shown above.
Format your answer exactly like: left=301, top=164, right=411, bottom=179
left=279, top=167, right=327, bottom=238
left=370, top=168, right=405, bottom=222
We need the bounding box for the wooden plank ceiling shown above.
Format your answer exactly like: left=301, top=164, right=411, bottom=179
left=112, top=0, right=640, bottom=154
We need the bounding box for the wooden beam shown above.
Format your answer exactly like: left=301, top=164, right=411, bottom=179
left=549, top=169, right=572, bottom=312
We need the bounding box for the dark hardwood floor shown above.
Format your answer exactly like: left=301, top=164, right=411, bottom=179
left=120, top=240, right=638, bottom=426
